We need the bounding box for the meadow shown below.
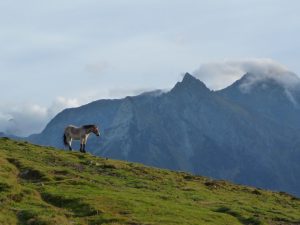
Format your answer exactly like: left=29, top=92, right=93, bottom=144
left=0, top=138, right=299, bottom=225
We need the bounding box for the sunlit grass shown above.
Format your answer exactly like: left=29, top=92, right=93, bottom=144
left=0, top=138, right=299, bottom=225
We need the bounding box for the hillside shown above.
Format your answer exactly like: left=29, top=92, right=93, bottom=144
left=28, top=73, right=300, bottom=197
left=0, top=138, right=299, bottom=225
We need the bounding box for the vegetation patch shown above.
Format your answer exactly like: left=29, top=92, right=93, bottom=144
left=204, top=180, right=224, bottom=189
left=252, top=189, right=262, bottom=195
left=214, top=206, right=262, bottom=225
left=41, top=192, right=99, bottom=217
left=0, top=182, right=11, bottom=192
left=7, top=157, right=22, bottom=169
left=16, top=209, right=68, bottom=225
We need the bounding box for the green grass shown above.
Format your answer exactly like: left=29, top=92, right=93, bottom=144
left=0, top=138, right=299, bottom=225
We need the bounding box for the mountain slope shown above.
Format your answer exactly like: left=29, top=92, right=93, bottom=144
left=28, top=73, right=300, bottom=197
left=1, top=138, right=300, bottom=225
left=219, top=72, right=300, bottom=128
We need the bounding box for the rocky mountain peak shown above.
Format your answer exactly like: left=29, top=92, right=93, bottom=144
left=171, top=73, right=210, bottom=94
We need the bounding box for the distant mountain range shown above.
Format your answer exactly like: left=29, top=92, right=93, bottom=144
left=27, top=72, right=300, bottom=197
left=0, top=132, right=22, bottom=140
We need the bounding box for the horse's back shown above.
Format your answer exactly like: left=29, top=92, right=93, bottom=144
left=64, top=125, right=76, bottom=134
left=64, top=125, right=81, bottom=139
left=65, top=125, right=77, bottom=130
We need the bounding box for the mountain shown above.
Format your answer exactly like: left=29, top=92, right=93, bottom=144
left=28, top=73, right=300, bottom=197
left=219, top=72, right=300, bottom=129
left=1, top=138, right=300, bottom=225
left=0, top=131, right=23, bottom=140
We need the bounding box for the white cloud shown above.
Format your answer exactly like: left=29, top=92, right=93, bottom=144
left=48, top=97, right=79, bottom=116
left=0, top=97, right=80, bottom=137
left=193, top=58, right=300, bottom=91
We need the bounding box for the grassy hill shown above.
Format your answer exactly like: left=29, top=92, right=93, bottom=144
left=0, top=138, right=299, bottom=225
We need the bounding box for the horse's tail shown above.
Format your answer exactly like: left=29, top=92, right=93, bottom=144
left=63, top=133, right=68, bottom=147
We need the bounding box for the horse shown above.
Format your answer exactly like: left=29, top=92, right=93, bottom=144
left=63, top=124, right=100, bottom=153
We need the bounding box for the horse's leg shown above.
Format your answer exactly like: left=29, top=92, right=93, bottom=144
left=80, top=138, right=84, bottom=153
left=82, top=136, right=87, bottom=153
left=68, top=138, right=72, bottom=151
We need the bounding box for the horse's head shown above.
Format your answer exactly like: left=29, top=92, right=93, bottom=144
left=92, top=125, right=100, bottom=136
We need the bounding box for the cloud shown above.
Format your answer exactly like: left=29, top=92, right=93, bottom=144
left=193, top=58, right=300, bottom=91
left=2, top=59, right=300, bottom=137
left=48, top=97, right=79, bottom=116
left=0, top=104, right=48, bottom=137
left=108, top=88, right=159, bottom=98
left=0, top=97, right=79, bottom=137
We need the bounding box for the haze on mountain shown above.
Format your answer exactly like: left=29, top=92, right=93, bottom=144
left=25, top=68, right=300, bottom=197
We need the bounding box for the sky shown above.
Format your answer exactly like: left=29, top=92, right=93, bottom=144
left=1, top=0, right=300, bottom=136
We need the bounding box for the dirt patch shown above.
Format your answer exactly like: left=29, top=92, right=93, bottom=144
left=19, top=169, right=47, bottom=182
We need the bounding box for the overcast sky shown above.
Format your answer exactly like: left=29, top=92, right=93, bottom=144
left=1, top=0, right=300, bottom=136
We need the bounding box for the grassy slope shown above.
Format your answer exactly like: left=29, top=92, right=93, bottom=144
left=0, top=138, right=299, bottom=225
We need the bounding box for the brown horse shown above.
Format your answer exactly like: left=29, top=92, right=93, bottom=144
left=63, top=124, right=100, bottom=153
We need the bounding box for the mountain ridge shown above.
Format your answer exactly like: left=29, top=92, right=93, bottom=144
left=27, top=72, right=300, bottom=197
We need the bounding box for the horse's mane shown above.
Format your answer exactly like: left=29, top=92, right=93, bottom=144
left=82, top=124, right=96, bottom=129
